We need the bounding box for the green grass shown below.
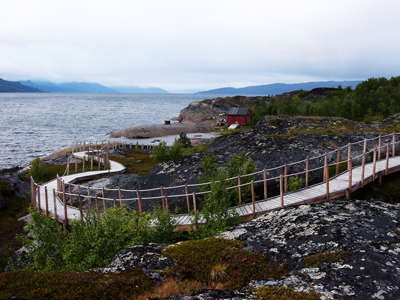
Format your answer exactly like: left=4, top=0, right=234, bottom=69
left=20, top=159, right=108, bottom=183
left=255, top=286, right=321, bottom=300
left=109, top=151, right=159, bottom=175
left=162, top=238, right=287, bottom=289
left=181, top=144, right=209, bottom=156
left=0, top=269, right=153, bottom=300
left=0, top=181, right=30, bottom=271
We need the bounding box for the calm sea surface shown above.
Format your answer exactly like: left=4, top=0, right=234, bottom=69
left=0, top=93, right=213, bottom=169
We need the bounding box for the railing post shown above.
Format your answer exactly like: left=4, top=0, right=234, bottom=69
left=87, top=187, right=91, bottom=209
left=160, top=186, right=166, bottom=209
left=78, top=192, right=83, bottom=220
left=82, top=156, right=85, bottom=172
left=373, top=148, right=377, bottom=180
left=30, top=177, right=35, bottom=206
left=305, top=159, right=309, bottom=187
left=44, top=186, right=49, bottom=216
left=324, top=155, right=329, bottom=200
left=53, top=189, right=58, bottom=221
left=237, top=176, right=242, bottom=204
left=118, top=188, right=123, bottom=207
left=136, top=190, right=143, bottom=213
left=91, top=156, right=94, bottom=170
left=361, top=139, right=366, bottom=185
left=283, top=165, right=288, bottom=193
left=280, top=175, right=284, bottom=208
left=378, top=135, right=382, bottom=160
left=392, top=134, right=396, bottom=157
left=251, top=180, right=256, bottom=218
left=263, top=169, right=268, bottom=200
left=347, top=144, right=352, bottom=190
left=63, top=190, right=68, bottom=230
left=192, top=192, right=197, bottom=213
left=385, top=144, right=389, bottom=175
left=335, top=149, right=340, bottom=175
left=185, top=185, right=190, bottom=213
left=102, top=188, right=106, bottom=210
left=37, top=185, right=41, bottom=211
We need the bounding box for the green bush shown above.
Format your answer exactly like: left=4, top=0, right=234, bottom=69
left=168, top=139, right=184, bottom=160
left=177, top=132, right=192, bottom=148
left=288, top=176, right=303, bottom=192
left=30, top=157, right=45, bottom=182
left=16, top=207, right=180, bottom=272
left=16, top=209, right=66, bottom=271
left=154, top=141, right=170, bottom=161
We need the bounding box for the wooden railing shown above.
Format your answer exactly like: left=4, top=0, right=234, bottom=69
left=31, top=133, right=400, bottom=227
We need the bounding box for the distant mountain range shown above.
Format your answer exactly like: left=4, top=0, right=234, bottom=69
left=19, top=80, right=168, bottom=94
left=197, top=81, right=362, bottom=95
left=0, top=79, right=41, bottom=93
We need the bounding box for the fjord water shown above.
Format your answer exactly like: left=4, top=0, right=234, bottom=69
left=0, top=93, right=211, bottom=169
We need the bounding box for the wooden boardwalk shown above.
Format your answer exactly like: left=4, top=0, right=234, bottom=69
left=32, top=134, right=400, bottom=227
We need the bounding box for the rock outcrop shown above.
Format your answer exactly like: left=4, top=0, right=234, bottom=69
left=216, top=200, right=400, bottom=300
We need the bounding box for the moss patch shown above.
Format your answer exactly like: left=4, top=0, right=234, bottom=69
left=0, top=269, right=153, bottom=300
left=255, top=286, right=321, bottom=300
left=109, top=150, right=158, bottom=175
left=0, top=181, right=30, bottom=271
left=162, top=238, right=287, bottom=289
left=305, top=250, right=353, bottom=267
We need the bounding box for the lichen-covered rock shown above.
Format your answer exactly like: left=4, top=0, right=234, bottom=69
left=218, top=200, right=400, bottom=300
left=101, top=243, right=174, bottom=282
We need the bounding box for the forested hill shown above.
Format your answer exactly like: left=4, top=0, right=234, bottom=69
left=0, top=79, right=41, bottom=93
left=252, top=76, right=400, bottom=123
left=197, top=80, right=361, bottom=95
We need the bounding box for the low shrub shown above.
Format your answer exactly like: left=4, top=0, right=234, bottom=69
left=288, top=176, right=303, bottom=192
left=0, top=269, right=152, bottom=300
left=163, top=238, right=287, bottom=289
left=255, top=286, right=321, bottom=300
left=16, top=207, right=181, bottom=272
left=304, top=250, right=353, bottom=267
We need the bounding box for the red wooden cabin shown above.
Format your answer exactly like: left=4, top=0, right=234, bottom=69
left=226, top=106, right=252, bottom=126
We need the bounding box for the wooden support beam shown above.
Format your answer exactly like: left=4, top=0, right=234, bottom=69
left=44, top=186, right=49, bottom=216
left=192, top=192, right=197, bottom=213
left=78, top=192, right=83, bottom=221
left=361, top=139, right=366, bottom=185
left=136, top=190, right=143, bottom=213
left=378, top=135, right=382, bottom=160
left=372, top=148, right=377, bottom=180
left=385, top=144, right=389, bottom=175
left=237, top=176, right=242, bottom=204
left=323, top=155, right=329, bottom=199
left=305, top=159, right=309, bottom=187
left=263, top=169, right=268, bottom=200
left=392, top=134, right=396, bottom=157
left=53, top=189, right=58, bottom=221
left=118, top=188, right=123, bottom=207
left=347, top=144, right=352, bottom=190
left=336, top=149, right=340, bottom=175
left=63, top=190, right=68, bottom=231
left=251, top=180, right=256, bottom=218
left=37, top=185, right=41, bottom=211
left=283, top=165, right=288, bottom=193
left=185, top=185, right=190, bottom=213
left=280, top=175, right=284, bottom=208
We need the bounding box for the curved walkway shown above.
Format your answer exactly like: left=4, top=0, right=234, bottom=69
left=35, top=149, right=400, bottom=226
left=37, top=152, right=125, bottom=221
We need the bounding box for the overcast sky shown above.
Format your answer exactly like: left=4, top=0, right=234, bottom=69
left=1, top=0, right=399, bottom=91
